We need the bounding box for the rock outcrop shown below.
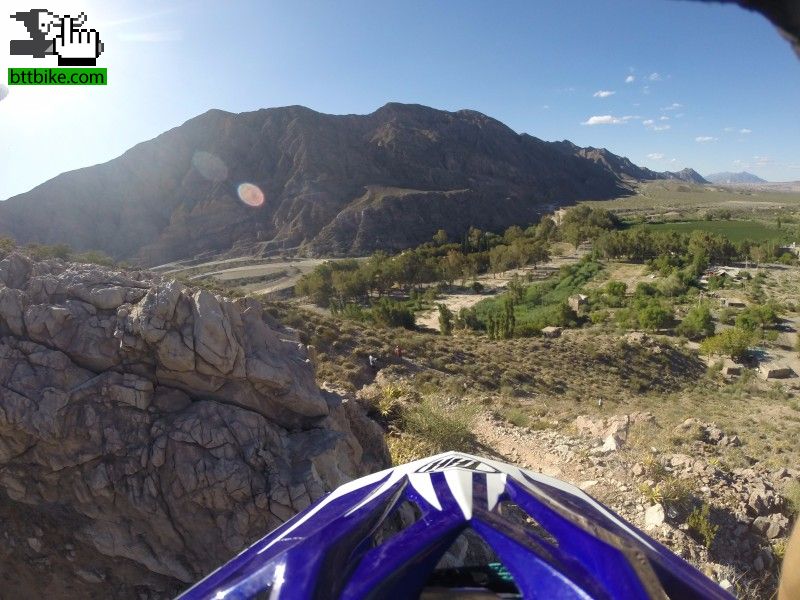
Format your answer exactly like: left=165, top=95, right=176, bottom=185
left=0, top=253, right=388, bottom=598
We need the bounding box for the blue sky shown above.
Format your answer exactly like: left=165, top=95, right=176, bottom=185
left=1, top=0, right=799, bottom=199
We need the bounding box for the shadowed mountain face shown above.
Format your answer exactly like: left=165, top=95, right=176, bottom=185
left=0, top=103, right=705, bottom=264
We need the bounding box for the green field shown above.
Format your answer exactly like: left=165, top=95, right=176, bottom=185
left=474, top=260, right=602, bottom=333
left=582, top=180, right=800, bottom=221
left=640, top=220, right=795, bottom=243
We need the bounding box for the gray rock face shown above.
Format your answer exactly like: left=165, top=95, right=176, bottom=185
left=0, top=253, right=388, bottom=597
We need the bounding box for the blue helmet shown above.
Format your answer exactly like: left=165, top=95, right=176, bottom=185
left=179, top=451, right=733, bottom=599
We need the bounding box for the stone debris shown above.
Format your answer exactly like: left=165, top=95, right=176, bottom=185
left=563, top=412, right=795, bottom=593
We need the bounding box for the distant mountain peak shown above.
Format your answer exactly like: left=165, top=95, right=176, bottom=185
left=705, top=171, right=767, bottom=184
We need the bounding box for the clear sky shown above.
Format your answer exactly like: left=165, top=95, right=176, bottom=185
left=1, top=0, right=799, bottom=200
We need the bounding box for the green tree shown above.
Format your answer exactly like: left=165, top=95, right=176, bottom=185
left=372, top=298, right=416, bottom=329
left=438, top=303, right=454, bottom=335
left=676, top=302, right=715, bottom=340
left=296, top=263, right=334, bottom=306
left=637, top=300, right=671, bottom=331
left=699, top=327, right=754, bottom=360
left=432, top=229, right=449, bottom=246
left=499, top=297, right=516, bottom=339
left=507, top=275, right=526, bottom=303
left=503, top=225, right=525, bottom=244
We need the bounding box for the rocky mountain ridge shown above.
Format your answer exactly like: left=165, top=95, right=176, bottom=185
left=551, top=140, right=709, bottom=185
left=0, top=252, right=388, bottom=597
left=0, top=103, right=708, bottom=265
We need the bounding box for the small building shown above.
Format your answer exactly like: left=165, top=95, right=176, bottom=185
left=703, top=266, right=743, bottom=280
left=568, top=294, right=589, bottom=313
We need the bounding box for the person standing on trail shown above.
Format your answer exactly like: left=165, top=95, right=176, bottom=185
left=394, top=345, right=403, bottom=359
left=368, top=355, right=377, bottom=370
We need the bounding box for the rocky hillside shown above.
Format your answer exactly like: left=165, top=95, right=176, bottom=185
left=0, top=103, right=706, bottom=264
left=0, top=253, right=388, bottom=598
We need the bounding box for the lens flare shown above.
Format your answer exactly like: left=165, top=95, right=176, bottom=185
left=0, top=85, right=9, bottom=102
left=237, top=182, right=265, bottom=207
left=191, top=151, right=228, bottom=182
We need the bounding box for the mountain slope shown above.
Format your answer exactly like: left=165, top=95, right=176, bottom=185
left=705, top=171, right=767, bottom=184
left=0, top=103, right=705, bottom=264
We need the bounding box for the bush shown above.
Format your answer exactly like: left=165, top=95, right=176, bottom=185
left=471, top=281, right=484, bottom=293
left=24, top=243, right=72, bottom=261
left=636, top=300, right=671, bottom=331
left=735, top=303, right=780, bottom=331
left=371, top=298, right=416, bottom=329
left=513, top=323, right=541, bottom=337
left=438, top=303, right=454, bottom=335
left=401, top=399, right=476, bottom=454
left=700, top=327, right=754, bottom=360
left=72, top=250, right=115, bottom=267
left=784, top=479, right=800, bottom=516
left=614, top=307, right=637, bottom=329
left=638, top=476, right=692, bottom=509
left=386, top=434, right=436, bottom=466
left=658, top=273, right=688, bottom=298
left=687, top=503, right=719, bottom=549
left=676, top=302, right=715, bottom=340
left=456, top=307, right=481, bottom=330
left=0, top=237, right=17, bottom=259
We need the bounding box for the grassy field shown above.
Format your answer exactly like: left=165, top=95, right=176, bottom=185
left=583, top=180, right=800, bottom=222
left=641, top=220, right=793, bottom=243
left=473, top=260, right=602, bottom=332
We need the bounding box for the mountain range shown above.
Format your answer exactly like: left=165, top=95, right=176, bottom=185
left=704, top=171, right=767, bottom=184
left=0, top=103, right=707, bottom=265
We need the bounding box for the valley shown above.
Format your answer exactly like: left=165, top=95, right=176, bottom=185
left=1, top=106, right=800, bottom=600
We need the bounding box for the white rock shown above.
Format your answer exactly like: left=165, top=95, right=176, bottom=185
left=644, top=503, right=665, bottom=529
left=600, top=433, right=622, bottom=453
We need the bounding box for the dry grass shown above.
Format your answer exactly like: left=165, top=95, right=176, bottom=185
left=265, top=253, right=800, bottom=472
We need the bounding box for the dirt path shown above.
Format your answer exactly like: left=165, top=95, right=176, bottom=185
left=471, top=413, right=572, bottom=479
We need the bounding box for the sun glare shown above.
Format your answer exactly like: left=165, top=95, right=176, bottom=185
left=237, top=182, right=265, bottom=207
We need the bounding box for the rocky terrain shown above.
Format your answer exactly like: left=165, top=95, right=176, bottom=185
left=0, top=253, right=388, bottom=598
left=0, top=103, right=707, bottom=265
left=484, top=410, right=793, bottom=597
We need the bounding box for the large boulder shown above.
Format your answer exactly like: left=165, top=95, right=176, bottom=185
left=0, top=254, right=388, bottom=598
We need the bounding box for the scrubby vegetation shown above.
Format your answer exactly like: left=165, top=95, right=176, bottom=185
left=687, top=503, right=720, bottom=550
left=0, top=238, right=116, bottom=267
